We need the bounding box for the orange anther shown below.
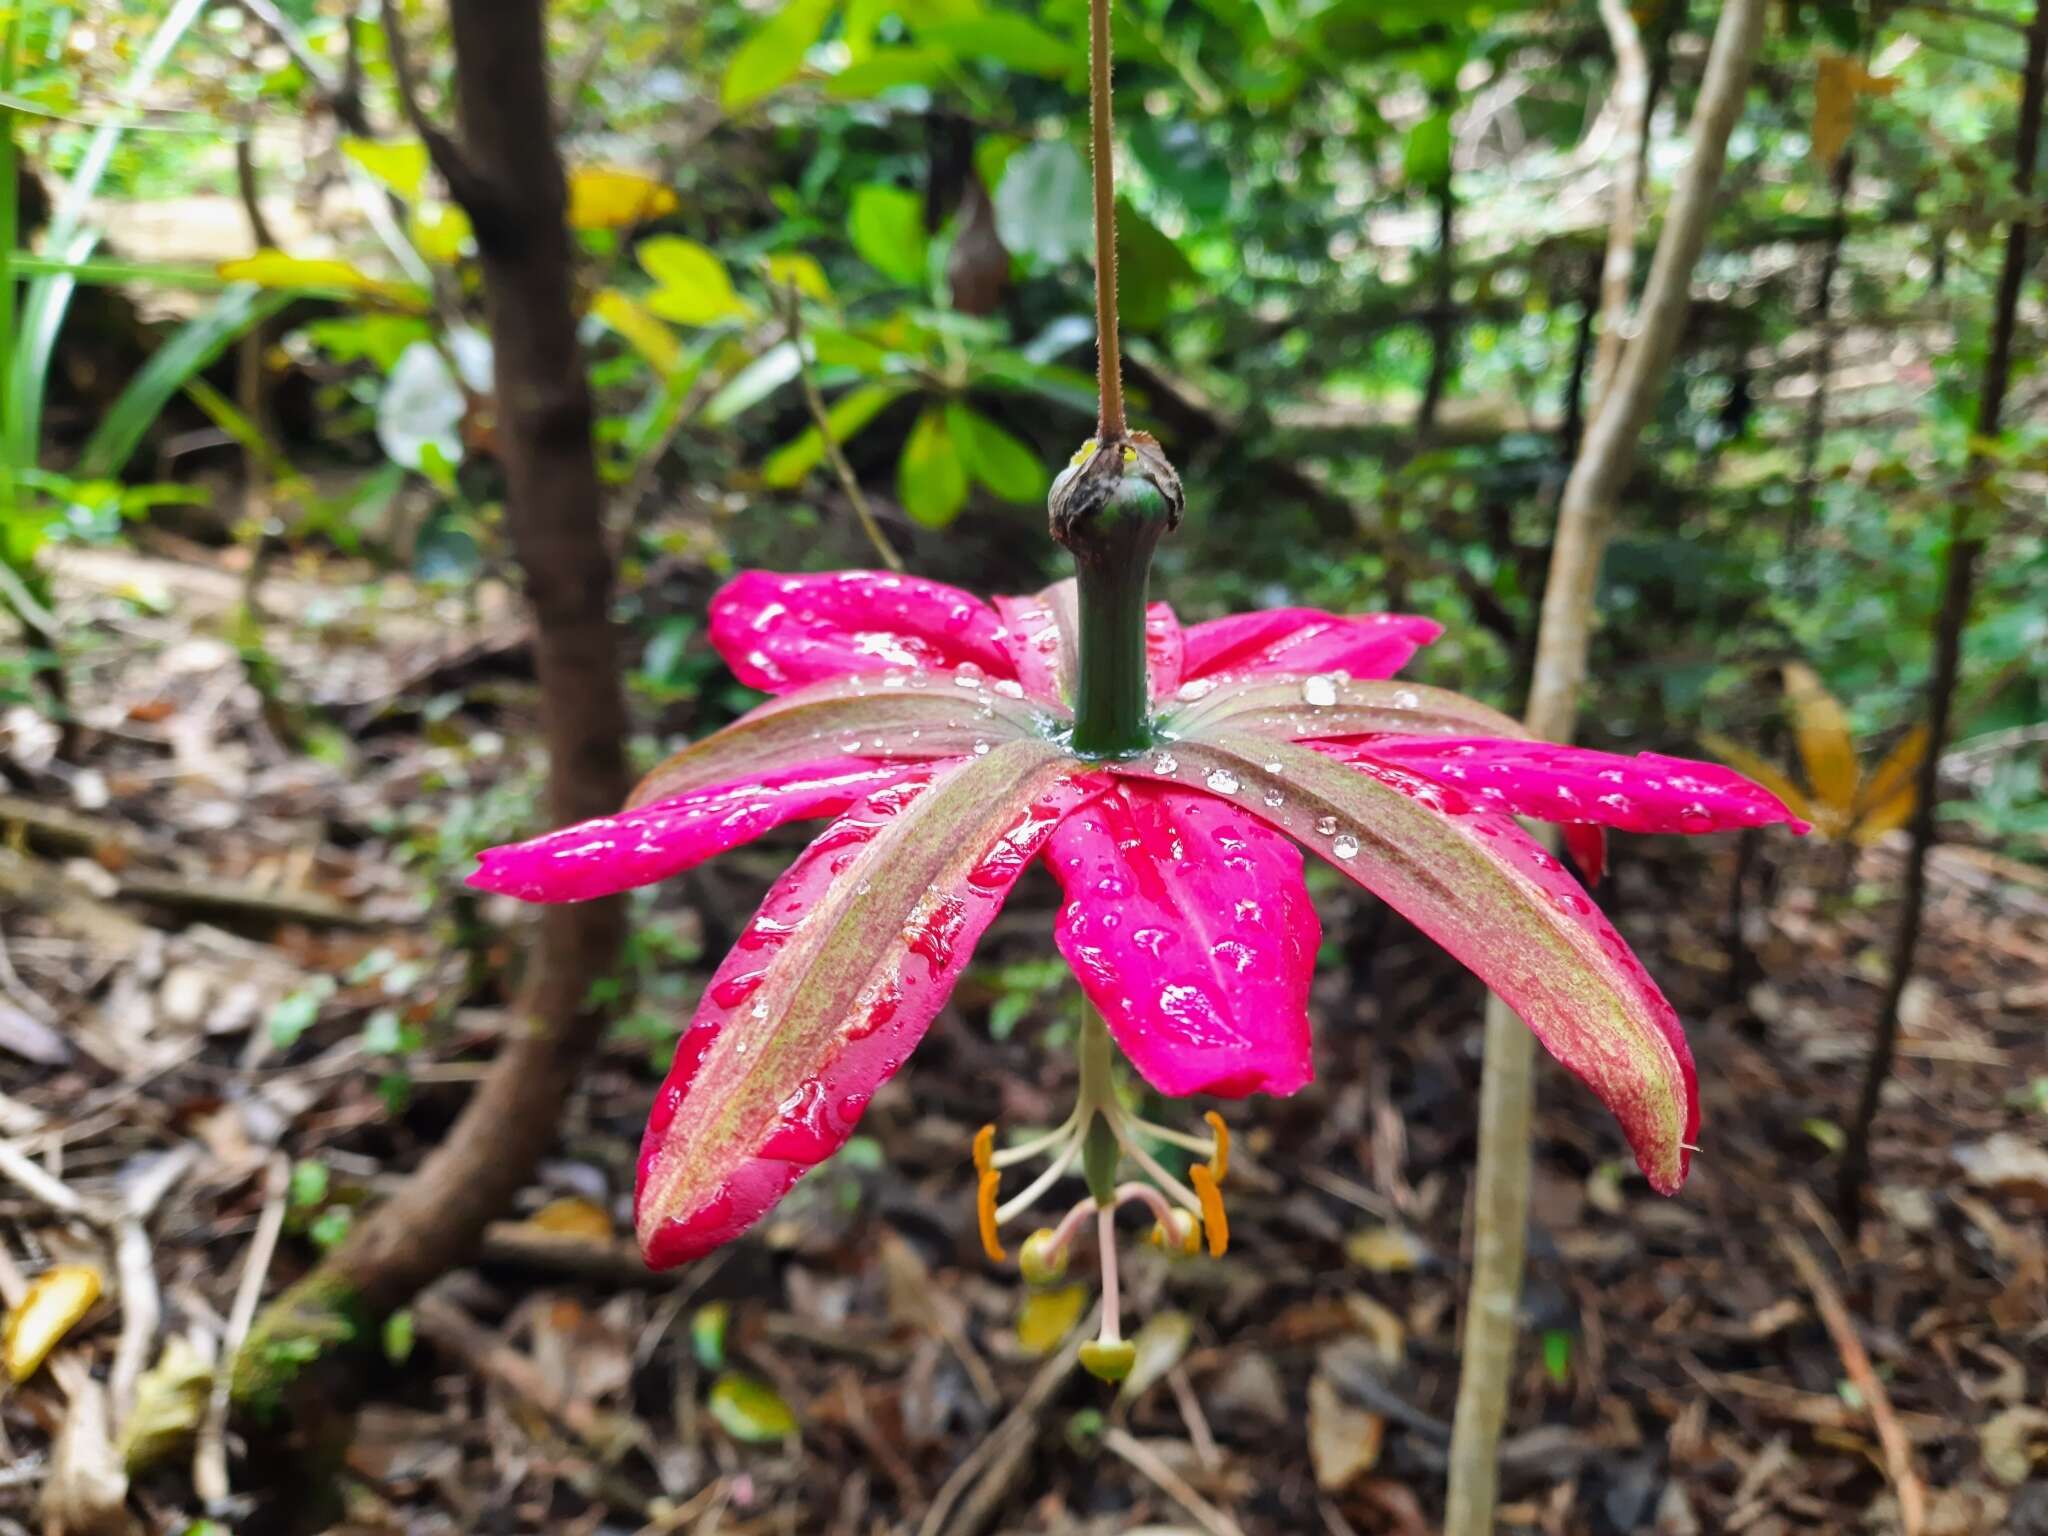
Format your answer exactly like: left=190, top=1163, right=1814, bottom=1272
left=1190, top=1164, right=1228, bottom=1258
left=1204, top=1111, right=1230, bottom=1182
left=976, top=1169, right=1006, bottom=1264
left=972, top=1123, right=996, bottom=1175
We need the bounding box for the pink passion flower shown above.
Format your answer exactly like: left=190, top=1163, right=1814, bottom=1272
left=471, top=568, right=1808, bottom=1287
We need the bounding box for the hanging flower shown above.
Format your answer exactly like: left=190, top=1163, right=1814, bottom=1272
left=471, top=561, right=1806, bottom=1332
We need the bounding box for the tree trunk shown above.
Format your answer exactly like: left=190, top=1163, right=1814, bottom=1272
left=1441, top=2, right=1764, bottom=1530
left=233, top=0, right=630, bottom=1431
left=1836, top=0, right=2048, bottom=1231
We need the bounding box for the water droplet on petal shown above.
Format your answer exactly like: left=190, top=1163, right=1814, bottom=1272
left=1391, top=688, right=1420, bottom=708
left=1152, top=751, right=1179, bottom=775
left=1314, top=815, right=1339, bottom=836
left=1204, top=768, right=1240, bottom=794
left=1302, top=675, right=1338, bottom=707
left=1331, top=833, right=1360, bottom=860
left=953, top=662, right=986, bottom=686
left=1176, top=678, right=1217, bottom=702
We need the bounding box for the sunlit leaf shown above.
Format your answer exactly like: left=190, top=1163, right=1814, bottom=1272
left=897, top=404, right=968, bottom=525
left=992, top=141, right=1091, bottom=264
left=410, top=203, right=473, bottom=264
left=848, top=183, right=928, bottom=285
left=1852, top=785, right=1916, bottom=845
left=1117, top=1310, right=1193, bottom=1402
left=762, top=380, right=908, bottom=487
left=1782, top=663, right=1860, bottom=821
left=766, top=252, right=834, bottom=302
left=1308, top=1373, right=1384, bottom=1491
left=1016, top=1283, right=1088, bottom=1354
left=827, top=47, right=952, bottom=97
left=567, top=166, right=680, bottom=230
left=640, top=236, right=754, bottom=325
left=592, top=287, right=684, bottom=374
left=691, top=1302, right=730, bottom=1370
left=707, top=1371, right=798, bottom=1442
left=722, top=0, right=836, bottom=112
left=3, top=1263, right=103, bottom=1382
left=702, top=340, right=802, bottom=424
left=945, top=401, right=1045, bottom=502
left=342, top=137, right=430, bottom=200
left=216, top=251, right=427, bottom=310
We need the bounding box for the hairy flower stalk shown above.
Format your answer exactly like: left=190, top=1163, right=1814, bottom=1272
left=465, top=0, right=1807, bottom=1388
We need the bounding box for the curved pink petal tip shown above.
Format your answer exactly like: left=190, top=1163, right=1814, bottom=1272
left=467, top=759, right=919, bottom=903
left=710, top=570, right=1017, bottom=695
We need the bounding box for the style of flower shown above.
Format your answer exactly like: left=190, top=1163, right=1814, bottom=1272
left=472, top=561, right=1807, bottom=1373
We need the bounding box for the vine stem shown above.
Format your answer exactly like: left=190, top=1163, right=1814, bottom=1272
left=1087, top=0, right=1124, bottom=439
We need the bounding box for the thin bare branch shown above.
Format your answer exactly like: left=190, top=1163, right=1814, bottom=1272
left=777, top=283, right=905, bottom=572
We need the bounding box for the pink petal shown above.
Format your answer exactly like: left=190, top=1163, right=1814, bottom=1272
left=1317, top=738, right=1812, bottom=837
left=1562, top=825, right=1608, bottom=885
left=1112, top=738, right=1700, bottom=1193
left=1048, top=782, right=1317, bottom=1099
left=710, top=570, right=1017, bottom=695
left=993, top=584, right=1076, bottom=706
left=990, top=581, right=1183, bottom=705
left=468, top=758, right=924, bottom=903
left=1145, top=601, right=1185, bottom=700
left=1179, top=608, right=1443, bottom=683
left=636, top=747, right=1102, bottom=1266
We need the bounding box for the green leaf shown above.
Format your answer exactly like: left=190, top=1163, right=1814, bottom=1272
left=897, top=405, right=969, bottom=526
left=722, top=0, right=837, bottom=112
left=76, top=285, right=293, bottom=479
left=592, top=288, right=686, bottom=374
left=762, top=380, right=908, bottom=487
left=707, top=1372, right=798, bottom=1442
left=299, top=313, right=434, bottom=371
left=1114, top=201, right=1196, bottom=330
left=848, top=183, right=928, bottom=285
left=691, top=1303, right=730, bottom=1371
left=639, top=236, right=753, bottom=325
left=992, top=141, right=1091, bottom=264
left=1402, top=109, right=1453, bottom=186
left=627, top=668, right=1049, bottom=808
left=921, top=13, right=1080, bottom=76
left=1127, top=117, right=1229, bottom=218
left=827, top=47, right=952, bottom=97
left=945, top=402, right=1045, bottom=502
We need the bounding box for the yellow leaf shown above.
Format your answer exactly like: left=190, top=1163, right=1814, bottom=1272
left=525, top=1196, right=614, bottom=1239
left=592, top=288, right=683, bottom=374
left=1851, top=784, right=1917, bottom=845
left=1855, top=723, right=1928, bottom=822
left=1782, top=663, right=1861, bottom=820
left=1343, top=1225, right=1427, bottom=1273
left=638, top=236, right=754, bottom=326
left=567, top=166, right=680, bottom=231
left=1812, top=54, right=1894, bottom=167
left=411, top=203, right=473, bottom=264
left=342, top=137, right=431, bottom=200
left=216, top=250, right=428, bottom=311
left=1699, top=732, right=1815, bottom=826
left=1015, top=1284, right=1087, bottom=1355
left=766, top=252, right=833, bottom=302
left=4, top=1264, right=103, bottom=1382
left=117, top=1335, right=211, bottom=1473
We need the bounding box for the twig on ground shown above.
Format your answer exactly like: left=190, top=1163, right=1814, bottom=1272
left=1101, top=1427, right=1246, bottom=1536
left=918, top=1309, right=1093, bottom=1536
left=1776, top=1229, right=1926, bottom=1536
left=195, top=1154, right=289, bottom=1508
left=0, top=1137, right=95, bottom=1220
left=1169, top=1364, right=1221, bottom=1472
left=108, top=1145, right=197, bottom=1431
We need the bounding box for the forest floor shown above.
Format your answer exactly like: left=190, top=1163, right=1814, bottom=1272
left=2, top=541, right=2046, bottom=1536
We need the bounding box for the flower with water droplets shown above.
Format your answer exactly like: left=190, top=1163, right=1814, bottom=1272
left=469, top=567, right=1806, bottom=1292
